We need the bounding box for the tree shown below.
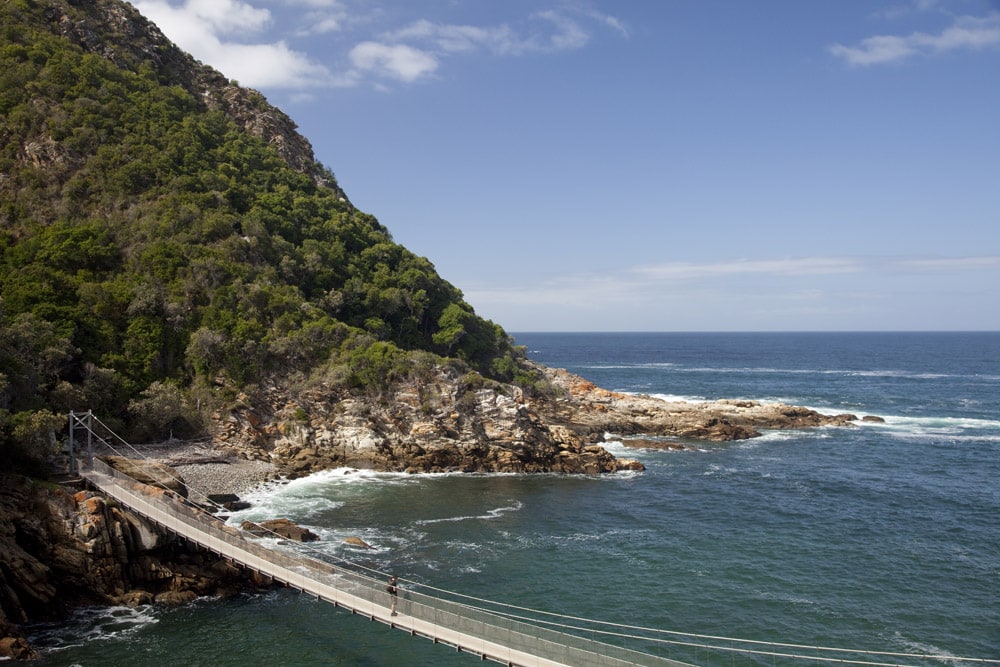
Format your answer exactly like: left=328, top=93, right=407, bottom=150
left=432, top=304, right=469, bottom=356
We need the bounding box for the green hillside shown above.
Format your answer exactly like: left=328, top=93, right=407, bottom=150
left=0, top=0, right=529, bottom=470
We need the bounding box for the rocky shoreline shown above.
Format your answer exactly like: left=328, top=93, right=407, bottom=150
left=0, top=365, right=879, bottom=661
left=202, top=362, right=869, bottom=479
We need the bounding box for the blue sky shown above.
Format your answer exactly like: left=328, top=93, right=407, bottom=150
left=129, top=0, right=1000, bottom=332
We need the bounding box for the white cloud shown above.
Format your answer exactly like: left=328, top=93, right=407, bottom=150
left=283, top=0, right=341, bottom=7
left=389, top=20, right=518, bottom=55
left=388, top=10, right=599, bottom=58
left=299, top=15, right=345, bottom=36
left=584, top=9, right=629, bottom=39
left=206, top=41, right=335, bottom=88
left=130, top=0, right=337, bottom=89
left=533, top=10, right=590, bottom=52
left=347, top=9, right=602, bottom=85
left=830, top=11, right=1000, bottom=65
left=129, top=1, right=626, bottom=90
left=132, top=0, right=269, bottom=37
left=348, top=42, right=438, bottom=83
left=288, top=0, right=349, bottom=36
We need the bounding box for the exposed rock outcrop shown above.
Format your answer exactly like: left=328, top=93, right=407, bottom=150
left=205, top=362, right=861, bottom=476
left=0, top=474, right=267, bottom=661
left=535, top=366, right=860, bottom=442
left=211, top=365, right=647, bottom=477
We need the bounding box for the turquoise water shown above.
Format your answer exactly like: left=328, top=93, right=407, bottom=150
left=29, top=333, right=1000, bottom=665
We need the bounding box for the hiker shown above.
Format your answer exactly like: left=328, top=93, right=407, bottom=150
left=387, top=575, right=398, bottom=616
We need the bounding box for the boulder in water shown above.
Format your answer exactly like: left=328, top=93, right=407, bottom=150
left=343, top=536, right=373, bottom=549
left=240, top=518, right=319, bottom=542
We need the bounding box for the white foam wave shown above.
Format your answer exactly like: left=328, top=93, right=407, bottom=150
left=607, top=468, right=646, bottom=480
left=414, top=502, right=523, bottom=525
left=646, top=392, right=710, bottom=403
left=319, top=528, right=397, bottom=555
left=27, top=605, right=158, bottom=651
left=753, top=589, right=817, bottom=606
left=860, top=414, right=1000, bottom=439
left=582, top=362, right=677, bottom=370
left=621, top=363, right=1000, bottom=383
left=600, top=438, right=693, bottom=458
left=749, top=429, right=823, bottom=443
left=892, top=634, right=967, bottom=664
left=226, top=479, right=350, bottom=524
left=227, top=467, right=422, bottom=523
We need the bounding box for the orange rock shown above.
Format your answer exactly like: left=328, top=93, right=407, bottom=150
left=83, top=496, right=104, bottom=515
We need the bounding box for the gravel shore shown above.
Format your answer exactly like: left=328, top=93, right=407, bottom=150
left=136, top=442, right=278, bottom=498
left=173, top=459, right=277, bottom=498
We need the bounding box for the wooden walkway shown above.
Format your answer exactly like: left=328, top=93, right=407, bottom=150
left=79, top=456, right=692, bottom=667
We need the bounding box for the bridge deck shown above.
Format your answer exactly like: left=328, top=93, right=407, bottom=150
left=80, top=457, right=691, bottom=667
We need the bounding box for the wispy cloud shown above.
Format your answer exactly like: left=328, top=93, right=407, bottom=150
left=895, top=256, right=1000, bottom=271
left=129, top=1, right=626, bottom=91
left=386, top=6, right=626, bottom=57
left=830, top=11, right=1000, bottom=65
left=355, top=8, right=622, bottom=84
left=633, top=258, right=865, bottom=281
left=467, top=255, right=1000, bottom=314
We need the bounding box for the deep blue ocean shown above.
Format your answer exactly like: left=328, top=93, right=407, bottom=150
left=29, top=332, right=1000, bottom=666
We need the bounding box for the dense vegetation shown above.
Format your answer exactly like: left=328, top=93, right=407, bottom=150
left=0, top=0, right=532, bottom=470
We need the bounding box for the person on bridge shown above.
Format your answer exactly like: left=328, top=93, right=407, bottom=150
left=387, top=575, right=398, bottom=616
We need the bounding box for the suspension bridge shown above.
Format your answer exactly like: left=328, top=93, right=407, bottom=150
left=66, top=411, right=998, bottom=667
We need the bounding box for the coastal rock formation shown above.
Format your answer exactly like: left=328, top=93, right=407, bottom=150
left=0, top=474, right=267, bottom=660
left=206, top=362, right=860, bottom=476
left=535, top=366, right=860, bottom=442
left=211, top=365, right=648, bottom=477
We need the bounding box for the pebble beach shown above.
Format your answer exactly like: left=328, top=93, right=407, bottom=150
left=136, top=442, right=278, bottom=498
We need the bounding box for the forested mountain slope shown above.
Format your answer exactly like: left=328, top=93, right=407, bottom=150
left=0, top=0, right=529, bottom=470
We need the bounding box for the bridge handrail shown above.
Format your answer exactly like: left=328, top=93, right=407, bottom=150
left=71, top=406, right=999, bottom=667
left=80, top=456, right=691, bottom=667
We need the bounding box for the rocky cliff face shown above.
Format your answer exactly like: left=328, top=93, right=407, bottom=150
left=0, top=474, right=263, bottom=661
left=208, top=362, right=860, bottom=476
left=211, top=364, right=644, bottom=477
